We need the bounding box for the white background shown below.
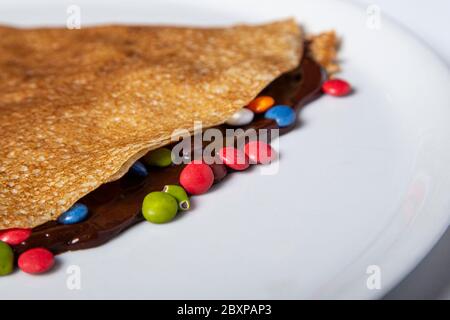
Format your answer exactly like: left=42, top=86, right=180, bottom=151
left=356, top=0, right=450, bottom=299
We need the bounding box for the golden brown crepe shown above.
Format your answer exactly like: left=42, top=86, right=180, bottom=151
left=307, top=31, right=340, bottom=75
left=0, top=19, right=303, bottom=229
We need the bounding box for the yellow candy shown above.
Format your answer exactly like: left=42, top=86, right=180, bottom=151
left=247, top=96, right=275, bottom=113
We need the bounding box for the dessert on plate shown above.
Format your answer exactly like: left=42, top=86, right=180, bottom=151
left=0, top=19, right=349, bottom=275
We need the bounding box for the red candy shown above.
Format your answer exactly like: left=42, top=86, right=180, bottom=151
left=18, top=248, right=55, bottom=274
left=244, top=141, right=275, bottom=164
left=180, top=163, right=214, bottom=195
left=0, top=228, right=32, bottom=245
left=218, top=147, right=249, bottom=171
left=322, top=78, right=352, bottom=96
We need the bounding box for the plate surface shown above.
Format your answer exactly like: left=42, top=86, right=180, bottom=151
left=1, top=0, right=450, bottom=299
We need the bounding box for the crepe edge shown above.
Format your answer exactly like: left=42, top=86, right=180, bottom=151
left=307, top=31, right=340, bottom=75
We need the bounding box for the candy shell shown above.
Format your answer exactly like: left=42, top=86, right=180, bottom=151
left=225, top=108, right=254, bottom=126
left=163, top=185, right=190, bottom=211
left=209, top=163, right=228, bottom=183
left=130, top=161, right=148, bottom=177
left=264, top=105, right=296, bottom=127
left=0, top=241, right=14, bottom=276
left=179, top=163, right=214, bottom=195
left=322, top=78, right=352, bottom=96
left=247, top=96, right=275, bottom=113
left=145, top=148, right=172, bottom=167
left=57, top=203, right=89, bottom=225
left=18, top=248, right=54, bottom=274
left=142, top=192, right=178, bottom=223
left=218, top=147, right=249, bottom=171
left=0, top=228, right=32, bottom=246
left=244, top=141, right=275, bottom=164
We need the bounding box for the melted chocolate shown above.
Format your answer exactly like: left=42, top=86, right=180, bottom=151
left=12, top=57, right=323, bottom=255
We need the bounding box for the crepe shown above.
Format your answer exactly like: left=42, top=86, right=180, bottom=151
left=307, top=31, right=339, bottom=75
left=0, top=19, right=303, bottom=229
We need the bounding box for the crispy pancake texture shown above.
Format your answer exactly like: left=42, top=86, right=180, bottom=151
left=0, top=19, right=302, bottom=228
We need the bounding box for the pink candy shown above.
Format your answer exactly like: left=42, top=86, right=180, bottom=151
left=322, top=78, right=352, bottom=97
left=218, top=147, right=249, bottom=171
left=18, top=248, right=55, bottom=274
left=244, top=141, right=275, bottom=164
left=0, top=228, right=32, bottom=245
left=180, top=162, right=214, bottom=195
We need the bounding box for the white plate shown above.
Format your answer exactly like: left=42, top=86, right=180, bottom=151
left=1, top=0, right=449, bottom=300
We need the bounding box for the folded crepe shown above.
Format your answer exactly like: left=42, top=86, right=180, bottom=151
left=0, top=19, right=303, bottom=229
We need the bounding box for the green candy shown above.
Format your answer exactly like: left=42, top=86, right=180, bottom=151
left=145, top=148, right=172, bottom=167
left=142, top=192, right=178, bottom=224
left=163, top=185, right=190, bottom=211
left=0, top=241, right=14, bottom=276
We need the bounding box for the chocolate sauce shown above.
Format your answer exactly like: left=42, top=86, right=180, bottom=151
left=12, top=57, right=323, bottom=255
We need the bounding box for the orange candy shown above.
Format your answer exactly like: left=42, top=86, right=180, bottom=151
left=247, top=96, right=275, bottom=113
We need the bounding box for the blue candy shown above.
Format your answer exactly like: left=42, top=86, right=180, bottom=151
left=130, top=161, right=148, bottom=177
left=264, top=105, right=296, bottom=127
left=58, top=203, right=89, bottom=225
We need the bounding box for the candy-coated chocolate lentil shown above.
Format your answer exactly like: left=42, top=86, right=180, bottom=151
left=18, top=248, right=54, bottom=274
left=218, top=147, right=249, bottom=171
left=0, top=241, right=14, bottom=276
left=179, top=163, right=214, bottom=195
left=130, top=161, right=148, bottom=177
left=321, top=78, right=352, bottom=96
left=247, top=96, right=275, bottom=113
left=244, top=141, right=275, bottom=164
left=142, top=192, right=178, bottom=223
left=58, top=203, right=89, bottom=225
left=264, top=105, right=296, bottom=127
left=225, top=108, right=254, bottom=126
left=0, top=228, right=32, bottom=246
left=209, top=163, right=228, bottom=183
left=163, top=185, right=190, bottom=211
left=145, top=148, right=172, bottom=167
